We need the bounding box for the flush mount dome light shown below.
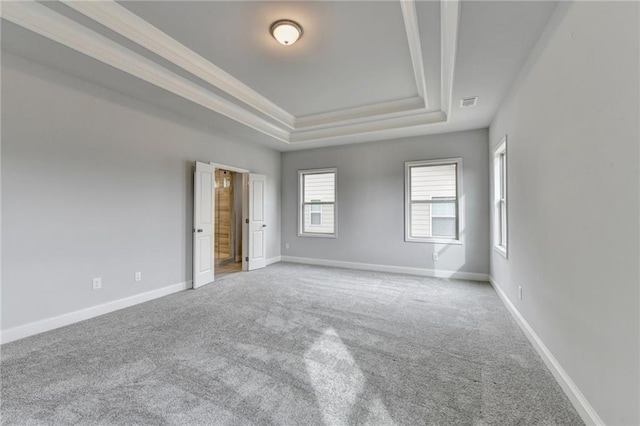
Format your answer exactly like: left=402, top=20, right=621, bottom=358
left=270, top=20, right=303, bottom=45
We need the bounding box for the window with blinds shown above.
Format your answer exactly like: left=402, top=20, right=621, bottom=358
left=405, top=159, right=462, bottom=243
left=298, top=168, right=337, bottom=237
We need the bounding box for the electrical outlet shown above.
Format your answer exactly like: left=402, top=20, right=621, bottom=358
left=518, top=286, right=523, bottom=300
left=285, top=243, right=290, bottom=250
left=92, top=277, right=102, bottom=290
left=135, top=272, right=142, bottom=282
left=432, top=253, right=438, bottom=261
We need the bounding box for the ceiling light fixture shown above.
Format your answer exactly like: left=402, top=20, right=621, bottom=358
left=270, top=20, right=303, bottom=46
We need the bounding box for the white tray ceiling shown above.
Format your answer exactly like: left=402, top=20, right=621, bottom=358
left=1, top=1, right=558, bottom=151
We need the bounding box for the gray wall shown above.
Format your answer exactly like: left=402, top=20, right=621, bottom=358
left=489, top=2, right=639, bottom=424
left=281, top=129, right=490, bottom=275
left=1, top=52, right=281, bottom=331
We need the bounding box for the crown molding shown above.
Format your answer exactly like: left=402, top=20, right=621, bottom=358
left=2, top=0, right=460, bottom=147
left=60, top=0, right=296, bottom=130
left=441, top=0, right=460, bottom=119
left=400, top=0, right=429, bottom=108
left=61, top=0, right=447, bottom=136
left=291, top=110, right=446, bottom=143
left=290, top=111, right=448, bottom=147
left=295, top=97, right=425, bottom=130
left=1, top=1, right=289, bottom=142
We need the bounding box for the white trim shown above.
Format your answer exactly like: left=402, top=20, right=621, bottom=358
left=2, top=0, right=462, bottom=148
left=489, top=277, right=605, bottom=426
left=441, top=0, right=460, bottom=118
left=493, top=245, right=507, bottom=258
left=406, top=238, right=463, bottom=246
left=492, top=136, right=508, bottom=258
left=290, top=110, right=447, bottom=143
left=400, top=0, right=429, bottom=107
left=289, top=113, right=455, bottom=148
left=209, top=162, right=250, bottom=174
left=298, top=168, right=338, bottom=238
left=296, top=233, right=338, bottom=239
left=405, top=157, right=463, bottom=243
left=1, top=1, right=289, bottom=143
left=266, top=256, right=281, bottom=266
left=61, top=0, right=296, bottom=129
left=281, top=256, right=488, bottom=282
left=295, top=97, right=425, bottom=129
left=208, top=162, right=249, bottom=273
left=0, top=281, right=191, bottom=345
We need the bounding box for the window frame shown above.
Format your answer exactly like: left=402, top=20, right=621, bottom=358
left=404, top=158, right=463, bottom=244
left=493, top=136, right=508, bottom=258
left=298, top=168, right=338, bottom=238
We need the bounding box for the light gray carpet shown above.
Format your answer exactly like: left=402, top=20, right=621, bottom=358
left=1, top=263, right=583, bottom=425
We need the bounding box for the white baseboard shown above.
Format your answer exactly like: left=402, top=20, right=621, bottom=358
left=280, top=255, right=489, bottom=281
left=266, top=256, right=281, bottom=266
left=488, top=277, right=604, bottom=426
left=1, top=280, right=191, bottom=345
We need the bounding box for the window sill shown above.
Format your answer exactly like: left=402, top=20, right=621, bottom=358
left=405, top=238, right=463, bottom=245
left=298, top=233, right=337, bottom=239
left=494, top=245, right=508, bottom=258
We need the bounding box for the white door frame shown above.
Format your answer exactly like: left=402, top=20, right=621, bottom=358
left=209, top=162, right=251, bottom=272
left=210, top=162, right=251, bottom=174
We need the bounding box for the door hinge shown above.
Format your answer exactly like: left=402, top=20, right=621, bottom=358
left=245, top=218, right=249, bottom=224
left=245, top=257, right=249, bottom=262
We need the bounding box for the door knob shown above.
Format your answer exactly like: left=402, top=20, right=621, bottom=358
left=197, top=229, right=203, bottom=233
left=262, top=224, right=267, bottom=228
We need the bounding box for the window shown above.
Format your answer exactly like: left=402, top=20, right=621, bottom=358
left=493, top=137, right=508, bottom=257
left=405, top=158, right=462, bottom=243
left=299, top=168, right=337, bottom=237
left=310, top=203, right=322, bottom=225
left=431, top=196, right=457, bottom=237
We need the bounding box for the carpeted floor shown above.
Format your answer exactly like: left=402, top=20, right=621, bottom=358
left=1, top=263, right=583, bottom=425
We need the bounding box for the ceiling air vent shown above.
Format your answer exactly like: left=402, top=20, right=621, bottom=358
left=460, top=97, right=478, bottom=108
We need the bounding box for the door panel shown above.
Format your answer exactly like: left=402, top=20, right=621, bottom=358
left=247, top=174, right=267, bottom=271
left=252, top=231, right=264, bottom=259
left=252, top=180, right=264, bottom=221
left=199, top=236, right=212, bottom=271
left=193, top=161, right=215, bottom=288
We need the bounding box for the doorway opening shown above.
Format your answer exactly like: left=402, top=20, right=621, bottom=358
left=193, top=161, right=267, bottom=289
left=214, top=168, right=242, bottom=278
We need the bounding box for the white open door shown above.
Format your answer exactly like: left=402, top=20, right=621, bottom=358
left=245, top=173, right=267, bottom=271
left=193, top=161, right=215, bottom=288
